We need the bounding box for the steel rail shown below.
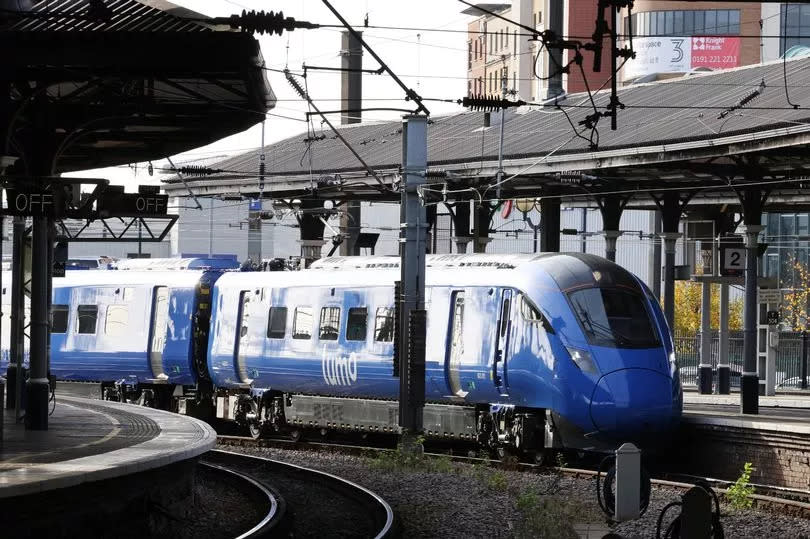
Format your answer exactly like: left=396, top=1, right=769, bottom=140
left=198, top=461, right=284, bottom=539
left=207, top=448, right=396, bottom=539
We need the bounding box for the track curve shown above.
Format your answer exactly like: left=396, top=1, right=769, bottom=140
left=202, top=449, right=395, bottom=539
left=198, top=461, right=285, bottom=538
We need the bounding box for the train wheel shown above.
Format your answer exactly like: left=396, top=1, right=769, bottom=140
left=527, top=449, right=549, bottom=466
left=288, top=428, right=302, bottom=442
left=248, top=420, right=262, bottom=439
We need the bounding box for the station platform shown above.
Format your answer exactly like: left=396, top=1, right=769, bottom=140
left=0, top=395, right=216, bottom=538
left=678, top=392, right=810, bottom=489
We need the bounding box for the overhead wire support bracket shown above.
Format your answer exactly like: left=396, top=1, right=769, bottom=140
left=303, top=64, right=385, bottom=75
left=321, top=0, right=430, bottom=116
left=284, top=69, right=389, bottom=192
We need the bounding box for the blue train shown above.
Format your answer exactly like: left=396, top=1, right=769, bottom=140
left=1, top=253, right=682, bottom=457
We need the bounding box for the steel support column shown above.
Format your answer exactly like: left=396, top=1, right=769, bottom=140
left=450, top=201, right=472, bottom=254
left=339, top=30, right=363, bottom=256
left=737, top=182, right=767, bottom=414
left=26, top=215, right=49, bottom=430
left=297, top=200, right=326, bottom=268
left=653, top=192, right=692, bottom=333
left=741, top=224, right=763, bottom=414
left=718, top=282, right=731, bottom=394
left=698, top=281, right=713, bottom=394
left=473, top=204, right=492, bottom=253
left=398, top=115, right=427, bottom=439
left=7, top=218, right=24, bottom=415
left=604, top=230, right=622, bottom=263
left=596, top=194, right=628, bottom=263
left=540, top=196, right=560, bottom=252
left=659, top=232, right=681, bottom=332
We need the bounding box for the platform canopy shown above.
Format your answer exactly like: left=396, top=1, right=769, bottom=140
left=162, top=56, right=810, bottom=211
left=1, top=0, right=274, bottom=174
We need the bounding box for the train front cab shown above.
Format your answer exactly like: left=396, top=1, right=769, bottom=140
left=521, top=254, right=682, bottom=453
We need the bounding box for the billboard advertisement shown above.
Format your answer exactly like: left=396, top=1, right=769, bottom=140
left=624, top=36, right=740, bottom=80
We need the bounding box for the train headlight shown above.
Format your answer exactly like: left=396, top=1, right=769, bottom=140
left=566, top=347, right=598, bottom=375
left=669, top=351, right=678, bottom=373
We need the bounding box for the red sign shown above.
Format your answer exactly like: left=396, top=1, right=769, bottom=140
left=691, top=36, right=740, bottom=70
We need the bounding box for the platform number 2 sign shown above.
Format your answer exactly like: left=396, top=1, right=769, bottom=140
left=723, top=247, right=745, bottom=274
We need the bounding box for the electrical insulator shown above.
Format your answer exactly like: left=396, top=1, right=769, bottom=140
left=219, top=10, right=320, bottom=36
left=285, top=70, right=307, bottom=100
left=178, top=165, right=220, bottom=177
left=460, top=94, right=527, bottom=112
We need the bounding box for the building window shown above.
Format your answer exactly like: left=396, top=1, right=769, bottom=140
left=632, top=10, right=741, bottom=37
left=267, top=306, right=287, bottom=338
left=319, top=306, right=340, bottom=340
left=781, top=4, right=810, bottom=55
left=77, top=304, right=98, bottom=334
left=346, top=307, right=367, bottom=341
left=468, top=41, right=472, bottom=69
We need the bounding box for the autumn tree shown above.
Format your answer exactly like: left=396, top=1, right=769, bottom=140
left=781, top=256, right=810, bottom=331
left=672, top=281, right=744, bottom=334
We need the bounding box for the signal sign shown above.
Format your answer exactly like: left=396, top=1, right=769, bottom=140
left=5, top=188, right=65, bottom=218
left=719, top=239, right=745, bottom=277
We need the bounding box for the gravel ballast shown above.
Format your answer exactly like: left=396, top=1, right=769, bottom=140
left=220, top=442, right=810, bottom=538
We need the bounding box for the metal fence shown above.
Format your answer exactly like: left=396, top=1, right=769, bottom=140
left=675, top=330, right=809, bottom=390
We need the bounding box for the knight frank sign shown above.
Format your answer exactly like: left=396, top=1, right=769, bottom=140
left=624, top=36, right=741, bottom=79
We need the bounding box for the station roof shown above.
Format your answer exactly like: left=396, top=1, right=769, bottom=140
left=1, top=0, right=274, bottom=173
left=163, top=55, right=810, bottom=212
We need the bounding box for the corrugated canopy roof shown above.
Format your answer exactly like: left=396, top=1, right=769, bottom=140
left=2, top=0, right=275, bottom=173
left=162, top=56, right=810, bottom=210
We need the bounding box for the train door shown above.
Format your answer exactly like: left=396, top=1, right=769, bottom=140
left=446, top=290, right=466, bottom=397
left=234, top=291, right=253, bottom=384
left=149, top=286, right=169, bottom=379
left=493, top=289, right=512, bottom=396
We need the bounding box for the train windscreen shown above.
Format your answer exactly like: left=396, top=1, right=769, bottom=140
left=567, top=287, right=660, bottom=349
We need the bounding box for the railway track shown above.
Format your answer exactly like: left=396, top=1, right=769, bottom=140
left=202, top=449, right=395, bottom=539
left=198, top=461, right=284, bottom=538
left=217, top=435, right=810, bottom=519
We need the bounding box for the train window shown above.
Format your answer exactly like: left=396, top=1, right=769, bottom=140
left=520, top=295, right=541, bottom=321
left=122, top=287, right=134, bottom=301
left=52, top=305, right=69, bottom=333
left=105, top=305, right=129, bottom=336
left=150, top=287, right=169, bottom=371
left=267, top=307, right=288, bottom=339
left=500, top=297, right=510, bottom=337
left=319, top=307, right=341, bottom=340
left=568, top=288, right=660, bottom=349
left=346, top=307, right=368, bottom=341
left=519, top=295, right=554, bottom=333
left=76, top=305, right=98, bottom=334
left=292, top=307, right=313, bottom=339
left=374, top=307, right=394, bottom=342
